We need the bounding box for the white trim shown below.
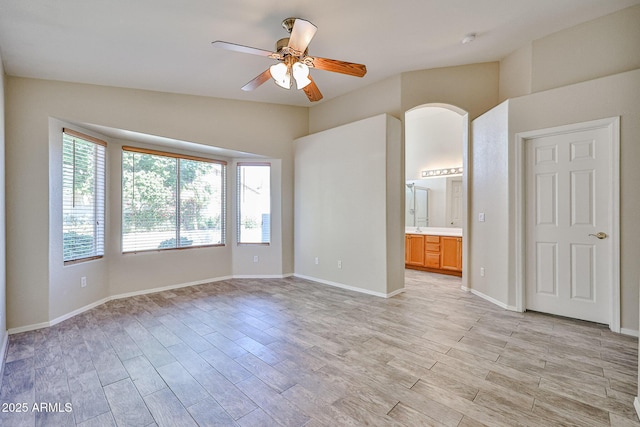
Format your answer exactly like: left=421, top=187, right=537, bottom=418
left=386, top=288, right=406, bottom=298
left=232, top=274, right=292, bottom=279
left=108, top=276, right=234, bottom=301
left=634, top=397, right=640, bottom=421
left=470, top=289, right=518, bottom=311
left=514, top=117, right=621, bottom=333
left=48, top=297, right=111, bottom=329
left=620, top=328, right=639, bottom=338
left=8, top=321, right=51, bottom=335
left=9, top=275, right=234, bottom=335
left=294, top=274, right=405, bottom=298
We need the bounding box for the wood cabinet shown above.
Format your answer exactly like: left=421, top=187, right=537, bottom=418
left=440, top=236, right=462, bottom=272
left=405, top=234, right=425, bottom=266
left=405, top=233, right=462, bottom=276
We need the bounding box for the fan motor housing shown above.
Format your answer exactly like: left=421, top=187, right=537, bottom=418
left=276, top=37, right=308, bottom=57
left=276, top=38, right=289, bottom=53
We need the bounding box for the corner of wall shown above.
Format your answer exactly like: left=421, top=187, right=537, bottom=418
left=385, top=114, right=404, bottom=295
left=499, top=43, right=532, bottom=102
left=0, top=49, right=8, bottom=372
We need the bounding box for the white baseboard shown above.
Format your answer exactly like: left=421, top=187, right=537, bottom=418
left=293, top=274, right=404, bottom=298
left=634, top=397, right=640, bottom=420
left=8, top=321, right=51, bottom=335
left=620, top=328, right=639, bottom=337
left=8, top=275, right=235, bottom=335
left=387, top=287, right=406, bottom=298
left=109, top=276, right=233, bottom=301
left=470, top=289, right=518, bottom=312
left=233, top=274, right=292, bottom=279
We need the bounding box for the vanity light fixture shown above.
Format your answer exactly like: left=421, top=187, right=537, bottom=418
left=421, top=167, right=463, bottom=178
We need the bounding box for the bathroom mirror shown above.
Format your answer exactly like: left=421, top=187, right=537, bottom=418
left=405, top=184, right=429, bottom=227
left=406, top=177, right=462, bottom=228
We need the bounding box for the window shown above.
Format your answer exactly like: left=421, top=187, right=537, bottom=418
left=122, top=146, right=226, bottom=252
left=237, top=163, right=271, bottom=244
left=62, top=129, right=106, bottom=263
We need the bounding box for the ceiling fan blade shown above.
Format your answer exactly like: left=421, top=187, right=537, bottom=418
left=288, top=19, right=317, bottom=55
left=308, top=57, right=367, bottom=77
left=241, top=69, right=272, bottom=91
left=212, top=41, right=280, bottom=59
left=303, top=76, right=323, bottom=102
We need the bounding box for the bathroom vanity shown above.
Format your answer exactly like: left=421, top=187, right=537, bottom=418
left=405, top=228, right=462, bottom=276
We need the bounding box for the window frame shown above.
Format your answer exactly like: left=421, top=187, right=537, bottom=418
left=236, top=162, right=272, bottom=246
left=121, top=146, right=227, bottom=254
left=62, top=128, right=107, bottom=265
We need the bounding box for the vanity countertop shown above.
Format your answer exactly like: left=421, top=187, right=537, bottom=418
left=405, top=227, right=463, bottom=237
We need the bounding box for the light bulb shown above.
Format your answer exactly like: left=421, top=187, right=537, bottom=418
left=270, top=62, right=291, bottom=89
left=292, top=62, right=311, bottom=89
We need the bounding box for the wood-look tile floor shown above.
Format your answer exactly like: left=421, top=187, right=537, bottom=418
left=1, top=270, right=638, bottom=426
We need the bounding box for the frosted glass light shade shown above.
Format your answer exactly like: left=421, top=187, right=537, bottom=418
left=270, top=62, right=291, bottom=89
left=292, top=62, right=311, bottom=89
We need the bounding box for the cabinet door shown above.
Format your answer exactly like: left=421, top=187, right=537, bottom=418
left=441, top=236, right=462, bottom=271
left=405, top=234, right=425, bottom=265
left=425, top=252, right=441, bottom=268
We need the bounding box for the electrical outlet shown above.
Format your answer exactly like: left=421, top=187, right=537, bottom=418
left=81, top=277, right=87, bottom=288
left=480, top=267, right=485, bottom=277
left=314, top=257, right=319, bottom=265
left=253, top=255, right=259, bottom=263
left=337, top=260, right=342, bottom=269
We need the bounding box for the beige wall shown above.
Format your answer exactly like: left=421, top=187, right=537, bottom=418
left=309, top=75, right=402, bottom=134
left=294, top=114, right=403, bottom=296
left=532, top=5, right=640, bottom=93
left=500, top=5, right=640, bottom=101
left=401, top=63, right=500, bottom=121
left=469, top=101, right=510, bottom=305
left=0, top=54, right=7, bottom=356
left=6, top=77, right=307, bottom=330
left=499, top=43, right=532, bottom=102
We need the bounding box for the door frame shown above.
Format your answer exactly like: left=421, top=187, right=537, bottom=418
left=514, top=117, right=620, bottom=332
left=403, top=103, right=469, bottom=290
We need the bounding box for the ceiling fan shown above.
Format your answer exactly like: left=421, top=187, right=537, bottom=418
left=212, top=17, right=367, bottom=102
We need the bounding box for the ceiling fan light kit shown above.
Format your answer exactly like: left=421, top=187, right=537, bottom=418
left=213, top=17, right=367, bottom=102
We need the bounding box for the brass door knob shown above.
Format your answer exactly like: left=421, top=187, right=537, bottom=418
left=588, top=232, right=608, bottom=239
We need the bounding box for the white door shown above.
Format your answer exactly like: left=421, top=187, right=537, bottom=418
left=525, top=126, right=612, bottom=324
left=446, top=178, right=463, bottom=227
left=415, top=187, right=429, bottom=227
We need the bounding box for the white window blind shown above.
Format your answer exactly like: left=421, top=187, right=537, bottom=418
left=62, top=129, right=106, bottom=263
left=237, top=163, right=271, bottom=244
left=122, top=147, right=226, bottom=252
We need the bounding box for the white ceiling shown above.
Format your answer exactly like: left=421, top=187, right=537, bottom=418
left=0, top=0, right=638, bottom=107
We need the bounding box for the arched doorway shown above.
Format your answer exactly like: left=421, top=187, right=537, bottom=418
left=404, top=103, right=470, bottom=289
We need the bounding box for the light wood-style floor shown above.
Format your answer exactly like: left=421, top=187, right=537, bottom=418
left=1, top=270, right=638, bottom=426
